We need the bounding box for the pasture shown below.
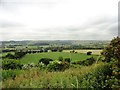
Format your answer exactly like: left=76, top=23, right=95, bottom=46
left=19, top=52, right=98, bottom=64
left=63, top=50, right=102, bottom=55
left=0, top=52, right=14, bottom=57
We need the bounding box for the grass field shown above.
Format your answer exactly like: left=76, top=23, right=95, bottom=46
left=0, top=52, right=14, bottom=57
left=63, top=50, right=102, bottom=55
left=20, top=52, right=98, bottom=64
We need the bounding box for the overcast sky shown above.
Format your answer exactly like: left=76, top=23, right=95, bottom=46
left=0, top=0, right=119, bottom=41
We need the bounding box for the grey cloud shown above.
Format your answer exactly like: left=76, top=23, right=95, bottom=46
left=31, top=16, right=118, bottom=40
left=0, top=0, right=60, bottom=6
left=0, top=21, right=25, bottom=28
left=106, top=23, right=118, bottom=35
left=65, top=16, right=117, bottom=35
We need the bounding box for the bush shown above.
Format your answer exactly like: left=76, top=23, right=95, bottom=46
left=47, top=61, right=70, bottom=71
left=84, top=57, right=95, bottom=66
left=78, top=63, right=119, bottom=88
left=102, top=37, right=120, bottom=65
left=22, top=63, right=35, bottom=70
left=38, top=63, right=46, bottom=70
left=64, top=58, right=71, bottom=63
left=38, top=58, right=53, bottom=66
left=58, top=56, right=63, bottom=61
left=87, top=51, right=92, bottom=55
left=2, top=60, right=23, bottom=70
left=72, top=57, right=95, bottom=66
left=2, top=70, right=17, bottom=80
left=14, top=51, right=26, bottom=59
left=5, top=53, right=15, bottom=59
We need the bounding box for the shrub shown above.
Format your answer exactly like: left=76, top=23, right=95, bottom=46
left=5, top=53, right=15, bottom=59
left=102, top=37, right=120, bottom=65
left=78, top=63, right=119, bottom=88
left=87, top=51, right=92, bottom=55
left=47, top=61, right=70, bottom=71
left=84, top=57, right=95, bottom=66
left=64, top=58, right=71, bottom=63
left=58, top=49, right=63, bottom=52
left=2, top=70, right=17, bottom=80
left=72, top=57, right=95, bottom=66
left=22, top=63, right=35, bottom=70
left=38, top=58, right=53, bottom=66
left=14, top=51, right=26, bottom=59
left=38, top=63, right=46, bottom=70
left=2, top=60, right=23, bottom=70
left=58, top=56, right=63, bottom=61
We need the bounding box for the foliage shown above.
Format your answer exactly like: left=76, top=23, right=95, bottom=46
left=5, top=53, right=15, bottom=59
left=47, top=61, right=70, bottom=71
left=102, top=37, right=120, bottom=65
left=58, top=56, right=63, bottom=61
left=102, top=37, right=120, bottom=80
left=2, top=69, right=23, bottom=80
left=2, top=59, right=23, bottom=70
left=4, top=51, right=27, bottom=59
left=58, top=57, right=71, bottom=63
left=14, top=51, right=26, bottom=59
left=22, top=63, right=35, bottom=70
left=38, top=63, right=47, bottom=70
left=64, top=58, right=71, bottom=63
left=87, top=51, right=92, bottom=55
left=38, top=58, right=53, bottom=65
left=72, top=57, right=95, bottom=66
left=2, top=63, right=119, bottom=88
left=78, top=63, right=119, bottom=89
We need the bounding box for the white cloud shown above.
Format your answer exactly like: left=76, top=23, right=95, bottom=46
left=0, top=0, right=119, bottom=40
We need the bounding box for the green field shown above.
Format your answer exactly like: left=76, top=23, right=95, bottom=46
left=63, top=50, right=102, bottom=55
left=20, top=52, right=98, bottom=64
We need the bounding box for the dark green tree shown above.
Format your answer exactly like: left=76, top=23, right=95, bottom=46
left=102, top=37, right=120, bottom=67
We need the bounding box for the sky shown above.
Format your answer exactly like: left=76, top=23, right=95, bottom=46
left=0, top=0, right=119, bottom=41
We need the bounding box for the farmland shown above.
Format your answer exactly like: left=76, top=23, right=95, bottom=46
left=19, top=52, right=98, bottom=64
left=1, top=38, right=120, bottom=89
left=63, top=50, right=102, bottom=55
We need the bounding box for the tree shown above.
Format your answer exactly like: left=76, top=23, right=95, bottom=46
left=5, top=53, right=15, bottom=59
left=87, top=51, right=92, bottom=55
left=38, top=58, right=53, bottom=66
left=102, top=37, right=120, bottom=67
left=58, top=56, right=63, bottom=61
left=64, top=58, right=71, bottom=63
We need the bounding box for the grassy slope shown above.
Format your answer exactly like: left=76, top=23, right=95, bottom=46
left=2, top=62, right=105, bottom=88
left=20, top=52, right=97, bottom=64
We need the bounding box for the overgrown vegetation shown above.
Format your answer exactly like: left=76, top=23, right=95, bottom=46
left=2, top=63, right=119, bottom=88
left=1, top=37, right=120, bottom=89
left=72, top=57, right=95, bottom=66
left=2, top=60, right=23, bottom=70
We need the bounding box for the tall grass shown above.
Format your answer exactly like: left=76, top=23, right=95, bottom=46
left=2, top=62, right=116, bottom=88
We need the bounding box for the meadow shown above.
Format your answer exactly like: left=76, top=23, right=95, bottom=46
left=19, top=52, right=98, bottom=64
left=63, top=50, right=102, bottom=55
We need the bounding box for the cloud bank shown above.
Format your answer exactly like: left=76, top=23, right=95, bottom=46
left=0, top=0, right=118, bottom=41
